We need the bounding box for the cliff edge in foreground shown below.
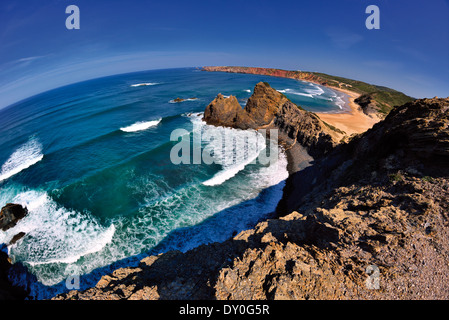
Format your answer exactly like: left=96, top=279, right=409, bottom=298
left=54, top=90, right=449, bottom=299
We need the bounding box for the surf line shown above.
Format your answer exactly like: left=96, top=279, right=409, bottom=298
left=120, top=119, right=161, bottom=132
left=169, top=123, right=279, bottom=167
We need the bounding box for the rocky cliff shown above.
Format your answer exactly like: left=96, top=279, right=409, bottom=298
left=203, top=66, right=415, bottom=118
left=202, top=66, right=325, bottom=85
left=0, top=204, right=29, bottom=299
left=52, top=87, right=449, bottom=300
left=203, top=82, right=344, bottom=162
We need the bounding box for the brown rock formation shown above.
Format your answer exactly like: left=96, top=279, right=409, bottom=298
left=54, top=97, right=449, bottom=300
left=352, top=97, right=449, bottom=165
left=172, top=97, right=197, bottom=103
left=202, top=66, right=325, bottom=85
left=273, top=100, right=343, bottom=159
left=0, top=203, right=28, bottom=231
left=203, top=82, right=343, bottom=162
left=0, top=203, right=29, bottom=300
left=244, top=82, right=289, bottom=126
left=354, top=94, right=379, bottom=118
left=202, top=94, right=255, bottom=129
left=203, top=66, right=415, bottom=118
left=203, top=82, right=290, bottom=130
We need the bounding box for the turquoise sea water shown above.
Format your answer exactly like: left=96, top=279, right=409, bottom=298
left=0, top=68, right=348, bottom=298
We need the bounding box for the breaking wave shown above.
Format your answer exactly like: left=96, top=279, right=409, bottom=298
left=0, top=189, right=115, bottom=286
left=0, top=137, right=44, bottom=182
left=130, top=83, right=159, bottom=87
left=120, top=119, right=161, bottom=132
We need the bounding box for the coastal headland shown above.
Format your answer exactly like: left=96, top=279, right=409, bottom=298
left=49, top=74, right=449, bottom=300
left=202, top=66, right=414, bottom=135
left=2, top=67, right=448, bottom=301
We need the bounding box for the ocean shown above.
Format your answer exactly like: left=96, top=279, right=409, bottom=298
left=0, top=67, right=348, bottom=298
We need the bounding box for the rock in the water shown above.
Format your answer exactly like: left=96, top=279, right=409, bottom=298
left=203, top=82, right=343, bottom=159
left=54, top=94, right=449, bottom=301
left=9, top=232, right=26, bottom=245
left=203, top=93, right=255, bottom=129
left=244, top=81, right=289, bottom=126
left=0, top=203, right=28, bottom=231
left=172, top=97, right=197, bottom=103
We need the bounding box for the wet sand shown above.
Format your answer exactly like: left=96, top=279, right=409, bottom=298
left=315, top=87, right=380, bottom=135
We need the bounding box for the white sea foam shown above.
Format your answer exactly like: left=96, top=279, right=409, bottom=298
left=130, top=82, right=159, bottom=87
left=305, top=83, right=325, bottom=96
left=188, top=114, right=267, bottom=186
left=1, top=116, right=288, bottom=292
left=333, top=96, right=345, bottom=109
left=0, top=138, right=44, bottom=182
left=278, top=84, right=347, bottom=109
left=120, top=119, right=161, bottom=132
left=202, top=148, right=263, bottom=186
left=143, top=142, right=289, bottom=254
left=0, top=189, right=115, bottom=285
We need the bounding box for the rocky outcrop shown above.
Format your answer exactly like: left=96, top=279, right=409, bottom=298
left=203, top=82, right=343, bottom=162
left=354, top=94, right=379, bottom=118
left=202, top=66, right=325, bottom=85
left=0, top=203, right=28, bottom=245
left=202, top=94, right=256, bottom=129
left=279, top=97, right=449, bottom=213
left=351, top=97, right=449, bottom=166
left=172, top=97, right=197, bottom=103
left=203, top=66, right=415, bottom=118
left=54, top=97, right=449, bottom=300
left=273, top=100, right=343, bottom=159
left=0, top=203, right=29, bottom=300
left=243, top=81, right=289, bottom=127
left=0, top=203, right=27, bottom=232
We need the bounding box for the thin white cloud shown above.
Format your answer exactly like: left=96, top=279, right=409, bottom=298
left=325, top=28, right=364, bottom=49
left=0, top=50, right=238, bottom=109
left=16, top=56, right=44, bottom=63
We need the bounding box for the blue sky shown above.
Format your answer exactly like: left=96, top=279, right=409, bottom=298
left=1, top=0, right=448, bottom=109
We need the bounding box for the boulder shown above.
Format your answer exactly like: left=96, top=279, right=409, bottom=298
left=172, top=97, right=197, bottom=103
left=0, top=203, right=28, bottom=231
left=203, top=94, right=255, bottom=129
left=203, top=82, right=343, bottom=159
left=244, top=82, right=289, bottom=126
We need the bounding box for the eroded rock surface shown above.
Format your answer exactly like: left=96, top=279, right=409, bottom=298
left=55, top=97, right=449, bottom=300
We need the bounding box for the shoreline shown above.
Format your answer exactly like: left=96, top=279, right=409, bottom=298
left=202, top=67, right=381, bottom=136
left=314, top=85, right=380, bottom=135
left=285, top=77, right=381, bottom=136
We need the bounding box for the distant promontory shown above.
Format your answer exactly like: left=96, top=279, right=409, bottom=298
left=202, top=66, right=414, bottom=119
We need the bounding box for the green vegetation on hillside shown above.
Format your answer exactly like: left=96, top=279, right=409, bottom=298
left=311, top=72, right=415, bottom=114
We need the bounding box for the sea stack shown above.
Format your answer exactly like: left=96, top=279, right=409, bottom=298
left=0, top=203, right=28, bottom=232
left=203, top=81, right=344, bottom=162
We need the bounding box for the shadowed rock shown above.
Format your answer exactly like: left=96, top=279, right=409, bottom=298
left=54, top=97, right=449, bottom=300
left=0, top=203, right=28, bottom=231
left=203, top=82, right=344, bottom=162
left=203, top=94, right=255, bottom=129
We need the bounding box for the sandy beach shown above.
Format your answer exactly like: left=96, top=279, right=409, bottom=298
left=315, top=87, right=380, bottom=135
